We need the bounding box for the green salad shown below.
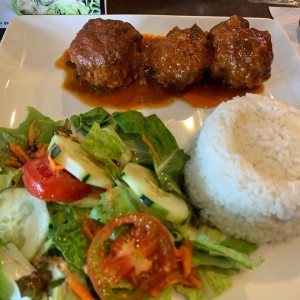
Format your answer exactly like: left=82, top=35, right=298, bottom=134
left=0, top=107, right=262, bottom=300
left=11, top=0, right=101, bottom=15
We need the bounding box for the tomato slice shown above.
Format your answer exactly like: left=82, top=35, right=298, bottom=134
left=86, top=213, right=177, bottom=300
left=22, top=156, right=91, bottom=202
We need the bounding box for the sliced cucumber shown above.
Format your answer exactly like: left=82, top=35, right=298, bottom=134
left=121, top=162, right=190, bottom=225
left=0, top=267, right=16, bottom=300
left=48, top=135, right=115, bottom=188
left=0, top=271, right=28, bottom=300
left=0, top=188, right=50, bottom=260
left=0, top=243, right=35, bottom=280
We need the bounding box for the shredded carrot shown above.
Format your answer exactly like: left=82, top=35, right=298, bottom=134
left=47, top=153, right=64, bottom=172
left=60, top=262, right=95, bottom=300
left=151, top=267, right=202, bottom=296
left=35, top=143, right=49, bottom=158
left=104, top=184, right=114, bottom=204
left=149, top=272, right=188, bottom=297
left=4, top=157, right=23, bottom=168
left=77, top=215, right=102, bottom=241
left=177, top=241, right=202, bottom=288
left=28, top=120, right=41, bottom=147
left=142, top=135, right=160, bottom=161
left=149, top=288, right=161, bottom=298
left=9, top=144, right=30, bottom=163
left=178, top=241, right=193, bottom=276
left=186, top=268, right=203, bottom=288
left=150, top=241, right=202, bottom=297
left=32, top=255, right=95, bottom=299
left=5, top=121, right=50, bottom=167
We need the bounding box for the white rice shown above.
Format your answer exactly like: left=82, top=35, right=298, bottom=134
left=184, top=94, right=300, bottom=243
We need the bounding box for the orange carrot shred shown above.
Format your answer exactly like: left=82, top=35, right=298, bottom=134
left=104, top=184, right=114, bottom=204
left=28, top=120, right=40, bottom=147
left=9, top=144, right=30, bottom=163
left=149, top=241, right=202, bottom=297
left=149, top=288, right=161, bottom=298
left=142, top=135, right=160, bottom=161
left=32, top=256, right=95, bottom=300
left=4, top=158, right=22, bottom=168
left=77, top=215, right=102, bottom=241
left=179, top=241, right=193, bottom=276
left=187, top=269, right=203, bottom=288
left=60, top=262, right=95, bottom=300
left=47, top=153, right=64, bottom=172
left=35, top=143, right=49, bottom=158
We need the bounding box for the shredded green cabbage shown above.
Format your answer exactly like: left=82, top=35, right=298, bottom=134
left=11, top=0, right=101, bottom=15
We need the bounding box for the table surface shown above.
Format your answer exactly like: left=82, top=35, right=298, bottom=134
left=0, top=0, right=287, bottom=41
left=106, top=0, right=273, bottom=18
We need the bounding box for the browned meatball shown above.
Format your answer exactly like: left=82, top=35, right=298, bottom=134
left=68, top=18, right=143, bottom=89
left=208, top=15, right=274, bottom=89
left=144, top=24, right=212, bottom=90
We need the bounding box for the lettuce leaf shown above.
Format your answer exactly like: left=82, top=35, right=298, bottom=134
left=48, top=204, right=90, bottom=270
left=70, top=107, right=116, bottom=133
left=90, top=185, right=140, bottom=223
left=72, top=108, right=189, bottom=194
left=194, top=235, right=263, bottom=269
left=0, top=107, right=69, bottom=192
left=0, top=169, right=23, bottom=191
left=143, top=114, right=190, bottom=194
left=192, top=251, right=241, bottom=272
left=0, top=132, right=27, bottom=167
left=114, top=111, right=190, bottom=195
left=112, top=110, right=152, bottom=165
left=112, top=110, right=145, bottom=136
left=0, top=106, right=68, bottom=165
left=177, top=224, right=262, bottom=271
left=0, top=107, right=62, bottom=145
left=81, top=123, right=132, bottom=178
left=220, top=236, right=259, bottom=256
left=176, top=267, right=232, bottom=300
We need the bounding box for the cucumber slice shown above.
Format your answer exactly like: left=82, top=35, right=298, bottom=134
left=0, top=243, right=35, bottom=300
left=0, top=243, right=34, bottom=300
left=0, top=271, right=26, bottom=300
left=48, top=135, right=114, bottom=188
left=0, top=188, right=50, bottom=260
left=121, top=163, right=190, bottom=224
left=0, top=268, right=15, bottom=300
left=0, top=243, right=35, bottom=280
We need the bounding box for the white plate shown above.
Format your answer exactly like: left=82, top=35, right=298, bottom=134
left=0, top=14, right=300, bottom=300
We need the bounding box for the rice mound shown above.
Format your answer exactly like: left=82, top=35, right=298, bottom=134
left=184, top=94, right=300, bottom=243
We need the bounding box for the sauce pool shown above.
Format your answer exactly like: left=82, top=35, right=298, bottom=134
left=56, top=36, right=263, bottom=110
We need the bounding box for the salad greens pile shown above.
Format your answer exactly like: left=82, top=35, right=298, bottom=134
left=0, top=107, right=262, bottom=300
left=11, top=0, right=102, bottom=15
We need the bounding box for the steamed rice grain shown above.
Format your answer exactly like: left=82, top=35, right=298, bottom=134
left=184, top=94, right=300, bottom=243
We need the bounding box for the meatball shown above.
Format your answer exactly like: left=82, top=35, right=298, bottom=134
left=144, top=24, right=211, bottom=90
left=208, top=15, right=274, bottom=89
left=68, top=18, right=143, bottom=89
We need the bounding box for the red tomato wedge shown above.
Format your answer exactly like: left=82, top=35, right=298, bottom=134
left=86, top=213, right=178, bottom=300
left=22, top=156, right=91, bottom=202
